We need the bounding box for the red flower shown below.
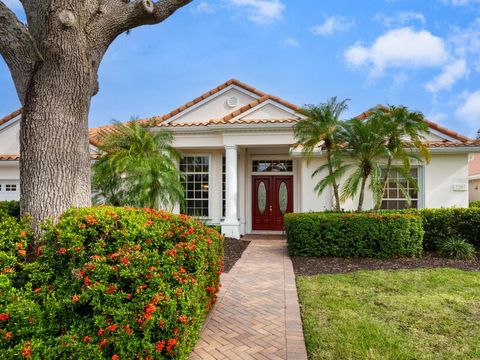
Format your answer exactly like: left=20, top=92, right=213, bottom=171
left=107, top=324, right=118, bottom=332
left=18, top=249, right=26, bottom=256
left=33, top=288, right=41, bottom=293
left=123, top=325, right=133, bottom=335
left=144, top=313, right=152, bottom=321
left=83, top=336, right=91, bottom=343
left=16, top=242, right=23, bottom=250
left=120, top=257, right=129, bottom=266
left=58, top=248, right=67, bottom=255
left=111, top=355, right=119, bottom=360
left=106, top=284, right=116, bottom=294
left=166, top=338, right=177, bottom=352
left=84, top=215, right=98, bottom=225
left=99, top=338, right=107, bottom=347
left=145, top=304, right=156, bottom=314
left=19, top=231, right=27, bottom=238
left=178, top=315, right=187, bottom=323
left=84, top=276, right=91, bottom=286
left=72, top=295, right=80, bottom=302
left=0, top=313, right=9, bottom=321
left=155, top=340, right=165, bottom=352
left=167, top=249, right=177, bottom=257
left=4, top=332, right=12, bottom=339
left=133, top=244, right=141, bottom=251
left=74, top=246, right=82, bottom=252
left=21, top=343, right=31, bottom=358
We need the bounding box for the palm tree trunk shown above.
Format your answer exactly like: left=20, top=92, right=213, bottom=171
left=357, top=175, right=368, bottom=211
left=326, top=149, right=341, bottom=211
left=374, top=157, right=392, bottom=210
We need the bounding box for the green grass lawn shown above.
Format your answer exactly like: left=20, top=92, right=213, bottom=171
left=297, top=269, right=480, bottom=360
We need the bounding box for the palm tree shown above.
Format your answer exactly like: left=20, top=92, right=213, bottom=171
left=293, top=98, right=349, bottom=211
left=92, top=121, right=184, bottom=209
left=337, top=118, right=388, bottom=211
left=369, top=106, right=431, bottom=210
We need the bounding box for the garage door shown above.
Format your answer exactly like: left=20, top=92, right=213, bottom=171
left=0, top=180, right=20, bottom=201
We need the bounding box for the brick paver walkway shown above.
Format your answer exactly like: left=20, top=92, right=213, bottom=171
left=190, top=239, right=308, bottom=360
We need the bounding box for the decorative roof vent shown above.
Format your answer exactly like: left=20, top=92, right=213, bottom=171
left=226, top=96, right=239, bottom=108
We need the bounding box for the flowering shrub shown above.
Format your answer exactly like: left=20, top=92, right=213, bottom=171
left=0, top=212, right=32, bottom=277
left=285, top=212, right=424, bottom=258
left=0, top=206, right=223, bottom=359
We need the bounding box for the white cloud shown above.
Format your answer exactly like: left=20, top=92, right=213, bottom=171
left=449, top=18, right=480, bottom=58
left=283, top=37, right=299, bottom=47
left=344, top=27, right=448, bottom=76
left=374, top=11, right=426, bottom=28
left=427, top=111, right=448, bottom=124
left=228, top=0, right=285, bottom=25
left=456, top=90, right=480, bottom=126
left=426, top=59, right=468, bottom=92
left=312, top=16, right=355, bottom=36
left=194, top=1, right=215, bottom=14
left=442, top=0, right=480, bottom=5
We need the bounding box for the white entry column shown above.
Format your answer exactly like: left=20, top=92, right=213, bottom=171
left=221, top=145, right=241, bottom=239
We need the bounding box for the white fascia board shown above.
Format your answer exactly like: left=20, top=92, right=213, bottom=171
left=0, top=160, right=19, bottom=166
left=469, top=174, right=480, bottom=180
left=289, top=147, right=324, bottom=158
left=0, top=117, right=20, bottom=132
left=428, top=147, right=480, bottom=154
left=162, top=84, right=261, bottom=125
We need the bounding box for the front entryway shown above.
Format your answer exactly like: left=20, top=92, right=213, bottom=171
left=252, top=176, right=293, bottom=231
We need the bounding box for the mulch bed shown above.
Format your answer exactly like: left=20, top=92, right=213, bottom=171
left=223, top=238, right=250, bottom=273
left=292, top=251, right=480, bottom=276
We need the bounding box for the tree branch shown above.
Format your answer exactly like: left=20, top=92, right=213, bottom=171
left=88, top=0, right=192, bottom=50
left=0, top=1, right=42, bottom=104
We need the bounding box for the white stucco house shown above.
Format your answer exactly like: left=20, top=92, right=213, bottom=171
left=1, top=79, right=480, bottom=238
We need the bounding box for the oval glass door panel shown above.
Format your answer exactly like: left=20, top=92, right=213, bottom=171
left=279, top=182, right=288, bottom=214
left=258, top=182, right=267, bottom=215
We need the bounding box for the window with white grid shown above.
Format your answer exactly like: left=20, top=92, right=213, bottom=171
left=179, top=156, right=209, bottom=217
left=381, top=168, right=419, bottom=210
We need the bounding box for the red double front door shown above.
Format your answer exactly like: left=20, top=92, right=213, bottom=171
left=252, top=176, right=293, bottom=231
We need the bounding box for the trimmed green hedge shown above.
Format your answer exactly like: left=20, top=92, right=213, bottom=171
left=410, top=208, right=480, bottom=250
left=0, top=206, right=223, bottom=359
left=285, top=212, right=424, bottom=259
left=0, top=201, right=20, bottom=219
left=470, top=200, right=480, bottom=208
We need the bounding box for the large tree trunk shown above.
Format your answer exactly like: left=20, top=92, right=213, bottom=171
left=20, top=64, right=92, bottom=231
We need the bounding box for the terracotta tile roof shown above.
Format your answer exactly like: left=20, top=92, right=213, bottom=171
left=355, top=105, right=471, bottom=143
left=139, top=79, right=272, bottom=127
left=469, top=154, right=480, bottom=176
left=425, top=140, right=480, bottom=148
left=0, top=153, right=99, bottom=161
left=155, top=117, right=300, bottom=128
left=0, top=154, right=20, bottom=161
left=0, top=109, right=22, bottom=127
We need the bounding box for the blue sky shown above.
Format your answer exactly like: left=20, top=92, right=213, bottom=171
left=1, top=0, right=480, bottom=136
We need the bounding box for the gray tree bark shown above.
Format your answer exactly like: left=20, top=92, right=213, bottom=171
left=0, top=0, right=192, bottom=233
